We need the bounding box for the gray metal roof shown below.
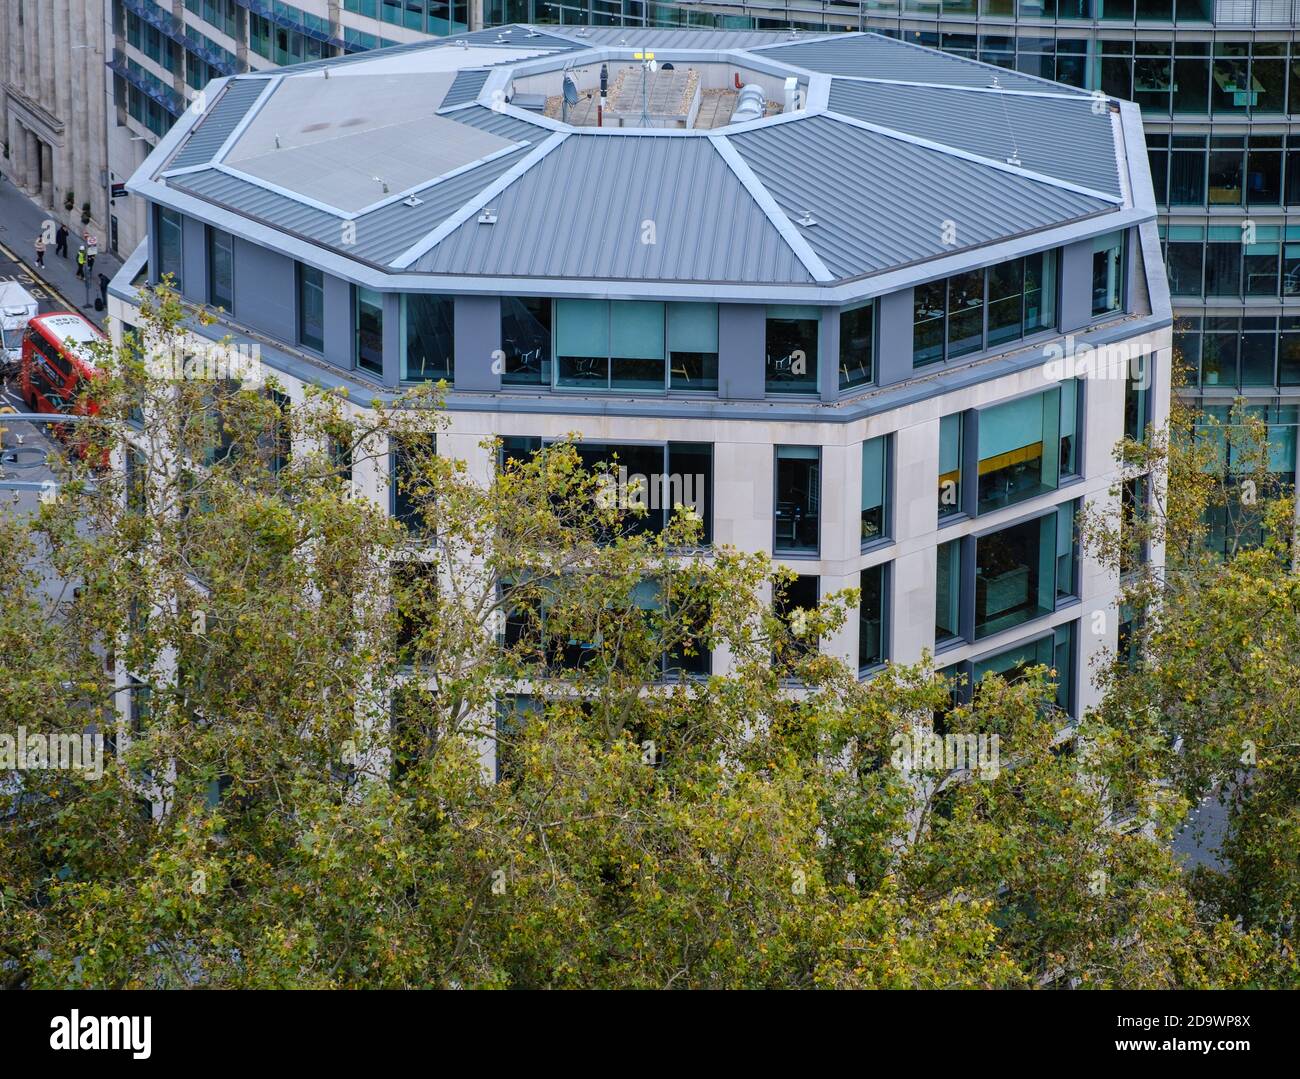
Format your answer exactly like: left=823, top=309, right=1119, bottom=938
left=412, top=134, right=815, bottom=285
left=755, top=33, right=1091, bottom=94
left=729, top=114, right=1113, bottom=281
left=171, top=150, right=527, bottom=267
left=167, top=78, right=271, bottom=170
left=138, top=24, right=1145, bottom=291
left=827, top=79, right=1121, bottom=198
left=443, top=69, right=490, bottom=108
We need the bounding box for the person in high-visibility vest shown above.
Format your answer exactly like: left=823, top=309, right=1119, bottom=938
left=76, top=244, right=86, bottom=280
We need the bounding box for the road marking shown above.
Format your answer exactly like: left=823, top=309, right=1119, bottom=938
left=0, top=237, right=84, bottom=314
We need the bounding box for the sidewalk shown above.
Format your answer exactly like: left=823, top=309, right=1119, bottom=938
left=0, top=173, right=123, bottom=327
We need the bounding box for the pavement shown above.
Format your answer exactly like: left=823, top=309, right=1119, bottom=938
left=0, top=171, right=124, bottom=327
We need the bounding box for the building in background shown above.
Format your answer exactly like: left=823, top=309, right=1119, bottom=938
left=109, top=27, right=1170, bottom=769
left=105, top=1, right=493, bottom=256
left=0, top=1, right=111, bottom=242
left=522, top=2, right=1300, bottom=541
left=1, top=3, right=489, bottom=263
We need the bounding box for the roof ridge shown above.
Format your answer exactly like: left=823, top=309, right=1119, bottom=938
left=708, top=135, right=833, bottom=283
left=390, top=130, right=571, bottom=269
left=822, top=74, right=1094, bottom=100
left=819, top=109, right=1121, bottom=205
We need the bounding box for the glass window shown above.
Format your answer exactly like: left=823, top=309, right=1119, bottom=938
left=1060, top=377, right=1081, bottom=479
left=935, top=538, right=961, bottom=646
left=938, top=413, right=963, bottom=520
left=207, top=227, right=233, bottom=312
left=1125, top=366, right=1151, bottom=442
left=913, top=279, right=946, bottom=368
left=158, top=207, right=183, bottom=290
left=859, top=563, right=886, bottom=672
left=556, top=298, right=610, bottom=388
left=554, top=300, right=667, bottom=391
left=391, top=433, right=435, bottom=530
left=775, top=574, right=820, bottom=659
left=571, top=440, right=712, bottom=543
left=1025, top=249, right=1057, bottom=333
left=766, top=306, right=819, bottom=394
left=974, top=513, right=1058, bottom=639
left=401, top=294, right=454, bottom=383
left=355, top=286, right=384, bottom=377
left=1166, top=225, right=1205, bottom=295
left=1205, top=226, right=1242, bottom=297
left=610, top=300, right=665, bottom=391
left=774, top=445, right=820, bottom=554
left=297, top=264, right=324, bottom=352
left=861, top=436, right=888, bottom=545
left=1056, top=500, right=1079, bottom=602
left=839, top=301, right=874, bottom=390
left=501, top=296, right=550, bottom=386
left=977, top=388, right=1062, bottom=513
left=971, top=621, right=1075, bottom=717
left=667, top=302, right=718, bottom=391
left=946, top=270, right=985, bottom=359
left=1091, top=230, right=1124, bottom=316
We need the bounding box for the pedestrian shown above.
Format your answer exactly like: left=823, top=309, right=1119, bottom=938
left=97, top=271, right=109, bottom=311
left=55, top=223, right=68, bottom=259
left=34, top=234, right=46, bottom=268
left=75, top=244, right=86, bottom=280
left=86, top=251, right=96, bottom=278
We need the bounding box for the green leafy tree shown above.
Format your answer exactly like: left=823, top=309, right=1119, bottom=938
left=0, top=287, right=1278, bottom=988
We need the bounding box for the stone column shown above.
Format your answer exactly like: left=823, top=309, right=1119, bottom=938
left=41, top=139, right=55, bottom=208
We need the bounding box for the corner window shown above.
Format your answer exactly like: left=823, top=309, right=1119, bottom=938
left=860, top=435, right=889, bottom=546
left=913, top=251, right=1058, bottom=367
left=977, top=389, right=1061, bottom=514
left=501, top=296, right=551, bottom=386
left=157, top=206, right=183, bottom=290
left=297, top=264, right=324, bottom=352
left=765, top=306, right=819, bottom=394
left=207, top=227, right=233, bottom=312
left=974, top=507, right=1078, bottom=641
left=355, top=286, right=384, bottom=377
left=401, top=294, right=454, bottom=383
left=839, top=301, right=874, bottom=390
left=774, top=445, right=820, bottom=554
left=970, top=620, right=1075, bottom=718
left=1092, top=230, right=1125, bottom=316
left=859, top=563, right=887, bottom=672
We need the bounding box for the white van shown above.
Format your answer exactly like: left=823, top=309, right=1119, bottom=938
left=0, top=281, right=39, bottom=365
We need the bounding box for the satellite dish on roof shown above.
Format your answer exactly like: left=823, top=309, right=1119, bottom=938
left=562, top=76, right=578, bottom=106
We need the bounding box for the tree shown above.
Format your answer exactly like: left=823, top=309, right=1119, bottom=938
left=0, top=286, right=1278, bottom=988
left=1083, top=389, right=1300, bottom=979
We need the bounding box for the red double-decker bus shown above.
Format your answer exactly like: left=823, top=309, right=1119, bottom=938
left=19, top=311, right=108, bottom=463
left=20, top=311, right=105, bottom=417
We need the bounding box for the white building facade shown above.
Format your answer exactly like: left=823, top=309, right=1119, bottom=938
left=109, top=27, right=1172, bottom=760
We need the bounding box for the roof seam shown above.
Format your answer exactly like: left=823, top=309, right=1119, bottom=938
left=708, top=134, right=834, bottom=284
left=390, top=130, right=571, bottom=269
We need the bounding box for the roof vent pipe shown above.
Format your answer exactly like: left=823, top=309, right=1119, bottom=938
left=478, top=207, right=498, bottom=224
left=732, top=84, right=765, bottom=123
